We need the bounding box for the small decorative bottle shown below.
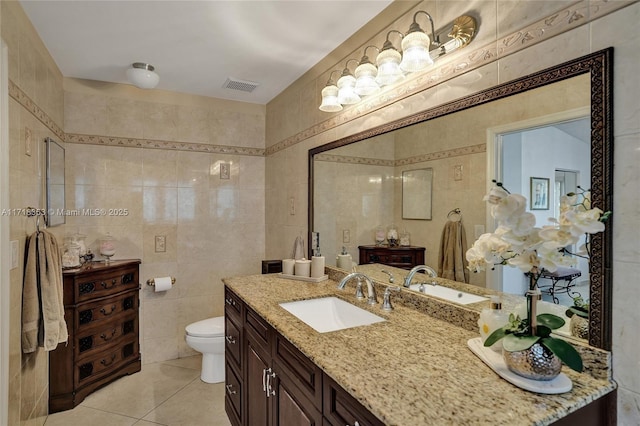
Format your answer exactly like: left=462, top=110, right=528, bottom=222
left=387, top=224, right=398, bottom=247
left=374, top=226, right=386, bottom=246
left=399, top=229, right=411, bottom=247
left=478, top=296, right=510, bottom=351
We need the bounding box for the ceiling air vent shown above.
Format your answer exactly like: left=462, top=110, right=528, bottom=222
left=222, top=77, right=259, bottom=93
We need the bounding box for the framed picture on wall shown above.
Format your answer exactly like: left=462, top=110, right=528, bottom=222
left=530, top=177, right=550, bottom=210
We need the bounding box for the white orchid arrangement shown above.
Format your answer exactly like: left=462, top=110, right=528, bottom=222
left=466, top=181, right=609, bottom=288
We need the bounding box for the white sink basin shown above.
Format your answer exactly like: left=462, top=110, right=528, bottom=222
left=279, top=297, right=386, bottom=333
left=408, top=284, right=488, bottom=305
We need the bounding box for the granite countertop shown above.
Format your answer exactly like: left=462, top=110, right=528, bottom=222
left=223, top=272, right=616, bottom=426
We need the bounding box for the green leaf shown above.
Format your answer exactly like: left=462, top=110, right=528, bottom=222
left=536, top=325, right=552, bottom=338
left=503, top=334, right=540, bottom=352
left=483, top=327, right=508, bottom=347
left=541, top=337, right=583, bottom=372
left=537, top=313, right=565, bottom=330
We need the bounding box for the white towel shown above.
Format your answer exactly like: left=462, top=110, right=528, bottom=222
left=22, top=229, right=68, bottom=353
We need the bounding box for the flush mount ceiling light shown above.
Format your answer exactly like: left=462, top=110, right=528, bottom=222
left=319, top=13, right=477, bottom=112
left=126, top=62, right=160, bottom=89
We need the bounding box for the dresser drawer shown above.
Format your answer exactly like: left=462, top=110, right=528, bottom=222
left=225, top=361, right=243, bottom=425
left=225, top=316, right=242, bottom=369
left=75, top=336, right=139, bottom=387
left=75, top=312, right=138, bottom=360
left=224, top=287, right=242, bottom=321
left=75, top=291, right=138, bottom=332
left=74, top=266, right=139, bottom=303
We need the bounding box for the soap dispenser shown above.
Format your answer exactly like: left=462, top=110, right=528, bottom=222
left=478, top=296, right=510, bottom=351
left=336, top=247, right=352, bottom=270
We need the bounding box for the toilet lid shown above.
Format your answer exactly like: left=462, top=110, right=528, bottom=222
left=186, top=316, right=225, bottom=337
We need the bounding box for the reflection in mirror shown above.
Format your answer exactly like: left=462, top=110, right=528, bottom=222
left=309, top=49, right=612, bottom=349
left=46, top=137, right=65, bottom=227
left=402, top=168, right=432, bottom=220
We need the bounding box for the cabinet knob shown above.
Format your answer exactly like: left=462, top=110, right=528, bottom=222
left=100, top=354, right=116, bottom=366
left=225, top=384, right=237, bottom=395
left=100, top=305, right=116, bottom=316
left=101, top=279, right=117, bottom=289
left=101, top=328, right=117, bottom=341
left=225, top=335, right=236, bottom=345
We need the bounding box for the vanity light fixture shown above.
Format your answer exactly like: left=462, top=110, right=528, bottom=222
left=336, top=59, right=361, bottom=105
left=354, top=46, right=381, bottom=96
left=126, top=62, right=160, bottom=89
left=319, top=70, right=343, bottom=112
left=399, top=11, right=438, bottom=73
left=375, top=30, right=405, bottom=87
left=318, top=13, right=477, bottom=112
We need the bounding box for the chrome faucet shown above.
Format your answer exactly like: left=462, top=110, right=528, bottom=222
left=403, top=265, right=437, bottom=288
left=337, top=272, right=378, bottom=305
left=381, top=269, right=394, bottom=283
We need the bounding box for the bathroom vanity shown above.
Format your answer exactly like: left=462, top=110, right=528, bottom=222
left=223, top=269, right=616, bottom=425
left=49, top=259, right=141, bottom=412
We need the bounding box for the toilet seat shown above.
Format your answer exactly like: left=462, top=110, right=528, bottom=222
left=185, top=317, right=225, bottom=338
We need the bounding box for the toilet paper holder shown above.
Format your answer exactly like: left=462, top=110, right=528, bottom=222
left=147, top=277, right=176, bottom=286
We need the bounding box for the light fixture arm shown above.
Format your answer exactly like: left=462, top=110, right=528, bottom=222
left=381, top=30, right=404, bottom=51
left=359, top=45, right=380, bottom=65
left=410, top=10, right=439, bottom=48
left=325, top=69, right=342, bottom=85
left=341, top=58, right=360, bottom=76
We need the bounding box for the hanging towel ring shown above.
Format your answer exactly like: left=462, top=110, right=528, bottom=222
left=447, top=208, right=462, bottom=222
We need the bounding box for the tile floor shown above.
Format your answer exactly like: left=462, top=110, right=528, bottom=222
left=44, top=355, right=232, bottom=426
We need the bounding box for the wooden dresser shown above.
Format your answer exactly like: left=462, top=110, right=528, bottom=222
left=358, top=245, right=425, bottom=270
left=49, top=259, right=141, bottom=413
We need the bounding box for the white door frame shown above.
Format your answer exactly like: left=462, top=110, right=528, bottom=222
left=485, top=106, right=590, bottom=292
left=1, top=38, right=11, bottom=426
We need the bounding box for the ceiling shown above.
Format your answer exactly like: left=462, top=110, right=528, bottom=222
left=19, top=0, right=394, bottom=104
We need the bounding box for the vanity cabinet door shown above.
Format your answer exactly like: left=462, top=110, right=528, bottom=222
left=323, top=375, right=385, bottom=426
left=246, top=333, right=271, bottom=426
left=271, top=372, right=322, bottom=426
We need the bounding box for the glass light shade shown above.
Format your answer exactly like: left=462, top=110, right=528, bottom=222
left=354, top=62, right=380, bottom=96
left=399, top=31, right=433, bottom=73
left=319, top=84, right=343, bottom=112
left=375, top=48, right=405, bottom=86
left=126, top=64, right=160, bottom=89
left=337, top=74, right=361, bottom=105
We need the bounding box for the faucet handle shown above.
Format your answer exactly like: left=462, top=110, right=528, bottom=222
left=381, top=269, right=394, bottom=283
left=381, top=286, right=401, bottom=311
left=355, top=278, right=366, bottom=300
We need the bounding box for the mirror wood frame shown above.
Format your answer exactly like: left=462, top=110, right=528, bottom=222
left=309, top=48, right=613, bottom=350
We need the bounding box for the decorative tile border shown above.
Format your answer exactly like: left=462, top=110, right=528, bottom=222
left=65, top=133, right=265, bottom=156
left=395, top=143, right=486, bottom=166
left=314, top=143, right=485, bottom=167
left=266, top=0, right=632, bottom=157
left=8, top=80, right=65, bottom=140
left=314, top=153, right=394, bottom=167
left=9, top=79, right=265, bottom=157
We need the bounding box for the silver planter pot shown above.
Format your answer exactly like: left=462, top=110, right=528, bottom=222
left=503, top=343, right=562, bottom=381
left=570, top=315, right=589, bottom=339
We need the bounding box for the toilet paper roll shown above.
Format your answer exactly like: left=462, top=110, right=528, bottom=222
left=282, top=259, right=295, bottom=275
left=311, top=256, right=325, bottom=278
left=154, top=276, right=173, bottom=292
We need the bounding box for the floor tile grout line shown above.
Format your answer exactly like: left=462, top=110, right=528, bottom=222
left=138, top=375, right=203, bottom=420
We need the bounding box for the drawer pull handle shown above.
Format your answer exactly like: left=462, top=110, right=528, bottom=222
left=100, top=305, right=116, bottom=316
left=265, top=368, right=276, bottom=397
left=225, top=297, right=236, bottom=306
left=225, top=384, right=237, bottom=395
left=225, top=335, right=236, bottom=345
left=101, top=328, right=117, bottom=341
left=100, top=354, right=116, bottom=366
left=101, top=279, right=117, bottom=289
left=346, top=422, right=361, bottom=426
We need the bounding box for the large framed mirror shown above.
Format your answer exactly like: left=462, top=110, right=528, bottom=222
left=309, top=49, right=612, bottom=350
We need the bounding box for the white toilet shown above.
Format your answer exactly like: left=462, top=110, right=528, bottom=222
left=185, top=316, right=225, bottom=383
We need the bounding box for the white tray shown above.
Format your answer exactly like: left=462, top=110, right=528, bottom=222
left=467, top=337, right=572, bottom=394
left=278, top=273, right=328, bottom=283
